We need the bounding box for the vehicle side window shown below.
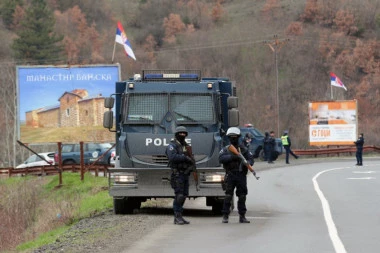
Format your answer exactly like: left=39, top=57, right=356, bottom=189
left=62, top=145, right=73, bottom=153
left=35, top=156, right=43, bottom=162
left=73, top=144, right=80, bottom=152
left=88, top=143, right=101, bottom=151
left=26, top=155, right=37, bottom=163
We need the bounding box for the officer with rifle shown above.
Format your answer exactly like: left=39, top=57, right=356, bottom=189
left=219, top=127, right=257, bottom=224
left=166, top=126, right=198, bottom=225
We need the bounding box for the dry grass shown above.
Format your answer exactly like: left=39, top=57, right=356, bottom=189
left=20, top=125, right=114, bottom=143
left=0, top=174, right=110, bottom=252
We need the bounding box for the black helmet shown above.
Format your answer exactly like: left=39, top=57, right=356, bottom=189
left=175, top=126, right=188, bottom=136
left=245, top=133, right=253, bottom=139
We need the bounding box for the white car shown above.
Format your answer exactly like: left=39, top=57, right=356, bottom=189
left=16, top=152, right=55, bottom=169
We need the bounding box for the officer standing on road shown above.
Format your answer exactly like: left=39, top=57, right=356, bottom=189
left=281, top=130, right=299, bottom=164
left=219, top=127, right=253, bottom=224
left=267, top=131, right=276, bottom=164
left=243, top=133, right=253, bottom=148
left=354, top=133, right=364, bottom=166
left=263, top=132, right=270, bottom=161
left=166, top=126, right=195, bottom=225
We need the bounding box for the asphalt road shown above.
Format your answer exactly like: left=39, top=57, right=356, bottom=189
left=123, top=157, right=380, bottom=253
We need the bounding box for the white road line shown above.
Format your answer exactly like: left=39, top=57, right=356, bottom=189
left=313, top=167, right=347, bottom=253
left=346, top=177, right=376, bottom=180
left=352, top=171, right=377, bottom=174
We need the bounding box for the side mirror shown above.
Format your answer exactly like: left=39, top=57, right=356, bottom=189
left=104, top=97, right=115, bottom=109
left=227, top=96, right=238, bottom=109
left=103, top=111, right=114, bottom=129
left=228, top=109, right=239, bottom=127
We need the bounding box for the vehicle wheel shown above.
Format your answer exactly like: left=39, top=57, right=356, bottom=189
left=63, top=160, right=75, bottom=165
left=113, top=197, right=141, bottom=214
left=272, top=152, right=279, bottom=161
left=259, top=150, right=265, bottom=161
left=212, top=201, right=223, bottom=215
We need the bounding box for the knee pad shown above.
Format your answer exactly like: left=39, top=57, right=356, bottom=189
left=238, top=195, right=246, bottom=202
left=224, top=194, right=233, bottom=203
left=176, top=194, right=186, bottom=206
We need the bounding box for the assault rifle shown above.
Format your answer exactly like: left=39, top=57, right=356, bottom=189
left=185, top=145, right=200, bottom=191
left=228, top=145, right=260, bottom=180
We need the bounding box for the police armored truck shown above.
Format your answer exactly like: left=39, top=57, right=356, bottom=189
left=103, top=70, right=239, bottom=214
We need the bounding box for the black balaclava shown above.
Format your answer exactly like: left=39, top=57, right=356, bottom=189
left=229, top=136, right=239, bottom=146
left=175, top=133, right=187, bottom=143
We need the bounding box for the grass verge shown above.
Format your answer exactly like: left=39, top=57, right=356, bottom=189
left=0, top=173, right=112, bottom=252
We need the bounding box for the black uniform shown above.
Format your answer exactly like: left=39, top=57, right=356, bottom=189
left=219, top=143, right=253, bottom=222
left=166, top=138, right=194, bottom=224
left=354, top=134, right=364, bottom=165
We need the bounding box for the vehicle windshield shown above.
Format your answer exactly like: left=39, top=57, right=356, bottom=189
left=124, top=93, right=215, bottom=124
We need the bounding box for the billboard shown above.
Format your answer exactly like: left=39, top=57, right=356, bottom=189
left=308, top=100, right=358, bottom=146
left=17, top=64, right=121, bottom=143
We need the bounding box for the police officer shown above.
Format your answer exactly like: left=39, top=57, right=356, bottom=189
left=267, top=131, right=276, bottom=163
left=243, top=133, right=253, bottom=148
left=219, top=127, right=254, bottom=224
left=281, top=130, right=299, bottom=164
left=354, top=133, right=364, bottom=166
left=166, top=126, right=194, bottom=225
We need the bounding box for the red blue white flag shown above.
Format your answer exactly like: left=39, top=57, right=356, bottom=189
left=330, top=72, right=347, bottom=91
left=115, top=21, right=136, bottom=60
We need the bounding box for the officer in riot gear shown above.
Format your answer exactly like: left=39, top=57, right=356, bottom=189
left=219, top=127, right=254, bottom=223
left=165, top=126, right=195, bottom=225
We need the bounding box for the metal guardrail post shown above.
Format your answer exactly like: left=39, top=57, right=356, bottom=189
left=80, top=141, right=84, bottom=181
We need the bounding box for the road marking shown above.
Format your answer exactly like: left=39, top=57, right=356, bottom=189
left=352, top=171, right=377, bottom=174
left=313, top=167, right=347, bottom=253
left=347, top=177, right=376, bottom=180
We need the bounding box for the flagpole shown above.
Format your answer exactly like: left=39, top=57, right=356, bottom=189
left=112, top=41, right=116, bottom=63
left=331, top=85, right=333, bottom=99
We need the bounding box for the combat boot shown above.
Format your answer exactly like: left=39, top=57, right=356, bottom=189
left=181, top=215, right=190, bottom=224
left=239, top=214, right=250, bottom=223
left=174, top=212, right=184, bottom=225
left=222, top=214, right=229, bottom=223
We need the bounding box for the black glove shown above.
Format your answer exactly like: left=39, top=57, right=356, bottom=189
left=185, top=156, right=194, bottom=164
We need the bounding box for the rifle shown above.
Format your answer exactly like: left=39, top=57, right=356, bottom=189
left=185, top=145, right=200, bottom=191
left=228, top=145, right=260, bottom=180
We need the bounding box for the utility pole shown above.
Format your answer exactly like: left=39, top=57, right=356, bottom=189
left=265, top=35, right=289, bottom=136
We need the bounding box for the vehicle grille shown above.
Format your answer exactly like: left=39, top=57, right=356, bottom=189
left=134, top=154, right=207, bottom=165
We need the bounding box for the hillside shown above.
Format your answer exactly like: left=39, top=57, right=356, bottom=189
left=0, top=0, right=379, bottom=166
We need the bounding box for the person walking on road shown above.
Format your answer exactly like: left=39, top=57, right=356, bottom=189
left=281, top=130, right=299, bottom=164
left=354, top=133, right=364, bottom=166
left=219, top=127, right=254, bottom=224
left=166, top=126, right=195, bottom=225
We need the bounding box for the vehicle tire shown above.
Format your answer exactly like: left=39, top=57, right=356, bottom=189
left=272, top=152, right=279, bottom=161
left=113, top=197, right=141, bottom=214
left=211, top=200, right=223, bottom=215
left=259, top=150, right=265, bottom=161
left=63, top=160, right=75, bottom=165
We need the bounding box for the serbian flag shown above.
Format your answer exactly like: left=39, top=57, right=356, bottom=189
left=115, top=21, right=136, bottom=60
left=330, top=72, right=347, bottom=91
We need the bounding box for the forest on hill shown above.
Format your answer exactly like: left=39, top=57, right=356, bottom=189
left=0, top=0, right=379, bottom=167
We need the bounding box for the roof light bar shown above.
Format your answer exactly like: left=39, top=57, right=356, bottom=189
left=142, top=70, right=201, bottom=81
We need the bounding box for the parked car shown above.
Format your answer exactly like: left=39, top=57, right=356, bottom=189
left=54, top=143, right=115, bottom=165
left=239, top=124, right=283, bottom=161
left=16, top=152, right=55, bottom=169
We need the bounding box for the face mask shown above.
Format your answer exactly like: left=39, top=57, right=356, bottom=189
left=177, top=135, right=186, bottom=142
left=229, top=137, right=239, bottom=145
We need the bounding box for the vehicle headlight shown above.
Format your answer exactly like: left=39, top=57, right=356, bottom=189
left=202, top=172, right=225, bottom=183
left=112, top=173, right=138, bottom=184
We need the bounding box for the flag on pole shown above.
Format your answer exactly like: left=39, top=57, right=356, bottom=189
left=115, top=21, right=136, bottom=60
left=330, top=72, right=347, bottom=91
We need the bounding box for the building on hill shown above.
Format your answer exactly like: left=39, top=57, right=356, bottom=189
left=25, top=89, right=106, bottom=128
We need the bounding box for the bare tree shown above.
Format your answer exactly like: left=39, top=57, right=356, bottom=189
left=0, top=63, right=17, bottom=167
